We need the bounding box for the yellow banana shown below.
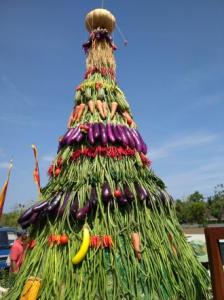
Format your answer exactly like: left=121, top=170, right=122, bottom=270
left=72, top=226, right=90, bottom=265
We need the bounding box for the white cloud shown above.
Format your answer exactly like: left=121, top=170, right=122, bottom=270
left=150, top=132, right=218, bottom=160
left=165, top=158, right=224, bottom=199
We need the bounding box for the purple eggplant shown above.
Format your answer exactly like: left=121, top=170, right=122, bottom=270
left=58, top=192, right=71, bottom=217
left=141, top=142, right=147, bottom=155
left=33, top=200, right=49, bottom=213
left=122, top=126, right=131, bottom=146
left=69, top=127, right=80, bottom=143
left=118, top=195, right=129, bottom=206
left=57, top=143, right=63, bottom=153
left=106, top=124, right=116, bottom=143
left=99, top=123, right=108, bottom=145
left=47, top=194, right=61, bottom=213
left=76, top=131, right=84, bottom=143
left=93, top=123, right=100, bottom=139
left=18, top=207, right=34, bottom=224
left=88, top=124, right=95, bottom=144
left=125, top=127, right=136, bottom=149
left=89, top=187, right=98, bottom=207
left=59, top=137, right=66, bottom=147
left=135, top=184, right=148, bottom=201
left=124, top=185, right=134, bottom=201
left=116, top=125, right=128, bottom=146
left=29, top=212, right=40, bottom=224
left=70, top=197, right=79, bottom=217
left=20, top=220, right=31, bottom=229
left=112, top=124, right=122, bottom=143
left=67, top=127, right=79, bottom=145
left=76, top=201, right=92, bottom=220
left=102, top=182, right=112, bottom=203
left=129, top=130, right=142, bottom=152
left=133, top=129, right=147, bottom=154
left=63, top=128, right=74, bottom=140
left=64, top=128, right=76, bottom=144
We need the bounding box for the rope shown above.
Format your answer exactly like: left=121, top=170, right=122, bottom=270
left=116, top=23, right=128, bottom=46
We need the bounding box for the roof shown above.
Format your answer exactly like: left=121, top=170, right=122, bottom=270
left=0, top=227, right=18, bottom=232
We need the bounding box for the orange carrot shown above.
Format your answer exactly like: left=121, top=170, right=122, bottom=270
left=122, top=111, right=133, bottom=125
left=168, top=234, right=177, bottom=256
left=88, top=100, right=95, bottom=113
left=131, top=232, right=141, bottom=261
left=72, top=105, right=80, bottom=121
left=110, top=102, right=118, bottom=119
left=96, top=100, right=105, bottom=118
left=67, top=110, right=74, bottom=128
left=76, top=103, right=86, bottom=121
left=102, top=102, right=108, bottom=117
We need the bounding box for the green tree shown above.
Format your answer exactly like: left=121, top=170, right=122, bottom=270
left=0, top=211, right=21, bottom=228
left=187, top=191, right=204, bottom=202
left=209, top=184, right=224, bottom=221
left=175, top=191, right=208, bottom=225
left=185, top=201, right=207, bottom=225
left=0, top=203, right=26, bottom=228
left=175, top=199, right=187, bottom=223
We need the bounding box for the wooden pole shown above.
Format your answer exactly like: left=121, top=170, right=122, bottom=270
left=204, top=227, right=224, bottom=300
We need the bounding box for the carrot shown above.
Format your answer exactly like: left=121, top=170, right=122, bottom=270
left=72, top=105, right=80, bottom=122
left=102, top=102, right=108, bottom=117
left=110, top=102, right=118, bottom=119
left=67, top=110, right=74, bottom=128
left=76, top=103, right=86, bottom=121
left=131, top=232, right=141, bottom=261
left=96, top=100, right=105, bottom=118
left=122, top=111, right=133, bottom=125
left=88, top=100, right=95, bottom=113
left=168, top=234, right=177, bottom=256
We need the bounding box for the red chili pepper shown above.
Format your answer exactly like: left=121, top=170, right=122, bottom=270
left=60, top=234, right=69, bottom=245
left=101, top=67, right=107, bottom=76
left=102, top=235, right=113, bottom=248
left=95, top=82, right=103, bottom=90
left=140, top=153, right=151, bottom=167
left=90, top=236, right=101, bottom=248
left=79, top=124, right=89, bottom=132
left=55, top=168, right=61, bottom=176
left=28, top=240, right=36, bottom=249
left=48, top=165, right=53, bottom=176
left=57, top=158, right=63, bottom=167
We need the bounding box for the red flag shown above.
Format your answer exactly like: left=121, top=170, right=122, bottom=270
left=31, top=144, right=41, bottom=194
left=0, top=160, right=13, bottom=218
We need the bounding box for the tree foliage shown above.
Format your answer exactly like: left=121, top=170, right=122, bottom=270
left=175, top=184, right=224, bottom=225
left=209, top=184, right=224, bottom=221
left=0, top=211, right=21, bottom=228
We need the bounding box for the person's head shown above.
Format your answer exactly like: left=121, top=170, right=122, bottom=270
left=17, top=230, right=28, bottom=242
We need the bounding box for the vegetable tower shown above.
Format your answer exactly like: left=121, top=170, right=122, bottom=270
left=6, top=8, right=209, bottom=300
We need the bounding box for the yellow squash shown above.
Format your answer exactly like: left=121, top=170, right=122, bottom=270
left=19, top=277, right=42, bottom=300
left=72, top=226, right=90, bottom=265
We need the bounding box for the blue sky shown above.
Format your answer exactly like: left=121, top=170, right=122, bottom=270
left=0, top=0, right=224, bottom=211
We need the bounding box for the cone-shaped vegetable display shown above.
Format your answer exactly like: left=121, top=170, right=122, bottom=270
left=6, top=8, right=210, bottom=300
